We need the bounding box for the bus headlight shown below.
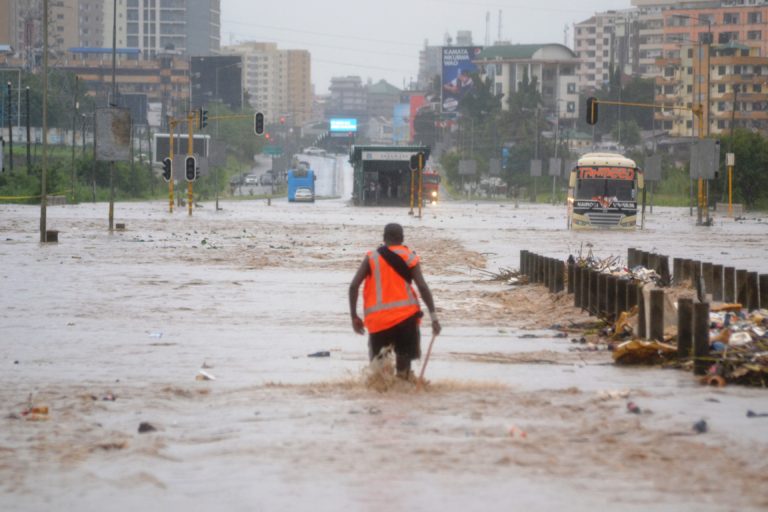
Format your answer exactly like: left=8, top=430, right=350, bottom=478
left=431, top=191, right=437, bottom=198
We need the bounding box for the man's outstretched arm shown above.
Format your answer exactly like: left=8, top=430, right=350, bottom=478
left=348, top=257, right=369, bottom=334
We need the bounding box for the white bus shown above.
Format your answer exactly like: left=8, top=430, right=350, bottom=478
left=567, top=153, right=645, bottom=230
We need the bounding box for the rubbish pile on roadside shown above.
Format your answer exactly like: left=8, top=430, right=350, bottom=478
left=518, top=247, right=768, bottom=387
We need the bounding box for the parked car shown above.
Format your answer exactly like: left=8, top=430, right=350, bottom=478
left=259, top=173, right=274, bottom=186
left=244, top=174, right=259, bottom=185
left=294, top=187, right=314, bottom=202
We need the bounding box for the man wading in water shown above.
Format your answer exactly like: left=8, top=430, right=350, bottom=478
left=348, top=223, right=441, bottom=380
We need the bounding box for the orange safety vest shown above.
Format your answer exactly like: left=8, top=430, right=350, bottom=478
left=363, top=245, right=421, bottom=333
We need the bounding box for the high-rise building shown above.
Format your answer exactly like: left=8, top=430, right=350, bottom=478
left=126, top=0, right=220, bottom=59
left=326, top=76, right=367, bottom=120
left=223, top=42, right=312, bottom=126
left=655, top=4, right=768, bottom=136
left=475, top=44, right=581, bottom=122
left=2, top=0, right=218, bottom=67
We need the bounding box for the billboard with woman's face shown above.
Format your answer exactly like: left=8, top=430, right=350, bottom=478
left=441, top=46, right=482, bottom=115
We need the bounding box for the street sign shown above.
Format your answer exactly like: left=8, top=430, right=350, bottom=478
left=644, top=154, right=662, bottom=182
left=95, top=107, right=132, bottom=162
left=459, top=159, right=477, bottom=176
left=548, top=157, right=562, bottom=177
left=263, top=145, right=283, bottom=156
left=530, top=159, right=542, bottom=177
left=690, top=139, right=719, bottom=179
left=488, top=158, right=501, bottom=176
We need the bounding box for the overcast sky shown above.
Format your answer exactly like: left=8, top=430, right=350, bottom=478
left=220, top=0, right=633, bottom=93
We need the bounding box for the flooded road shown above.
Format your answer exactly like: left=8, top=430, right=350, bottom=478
left=1, top=198, right=767, bottom=511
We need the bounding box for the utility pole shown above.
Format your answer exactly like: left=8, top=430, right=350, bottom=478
left=71, top=75, right=78, bottom=203
left=108, top=0, right=118, bottom=232
left=25, top=86, right=31, bottom=172
left=40, top=0, right=49, bottom=243
left=7, top=81, right=13, bottom=172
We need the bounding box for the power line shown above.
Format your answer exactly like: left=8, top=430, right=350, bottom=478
left=221, top=19, right=419, bottom=49
left=224, top=31, right=416, bottom=59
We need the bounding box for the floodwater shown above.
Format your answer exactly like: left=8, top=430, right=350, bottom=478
left=1, top=197, right=767, bottom=512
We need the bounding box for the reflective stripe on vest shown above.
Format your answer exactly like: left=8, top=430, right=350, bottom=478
left=362, top=246, right=421, bottom=333
left=363, top=251, right=420, bottom=316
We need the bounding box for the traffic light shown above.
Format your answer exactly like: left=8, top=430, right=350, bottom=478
left=185, top=155, right=197, bottom=182
left=199, top=108, right=208, bottom=128
left=279, top=116, right=285, bottom=125
left=161, top=157, right=172, bottom=182
left=254, top=111, right=265, bottom=135
left=410, top=152, right=425, bottom=171
left=265, top=133, right=271, bottom=141
left=586, top=97, right=598, bottom=125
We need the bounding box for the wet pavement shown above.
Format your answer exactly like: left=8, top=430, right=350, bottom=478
left=1, top=198, right=767, bottom=511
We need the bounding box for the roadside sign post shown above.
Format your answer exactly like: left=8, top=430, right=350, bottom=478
left=726, top=152, right=735, bottom=217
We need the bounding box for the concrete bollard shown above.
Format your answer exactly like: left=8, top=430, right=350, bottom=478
left=627, top=282, right=639, bottom=311
left=702, top=262, right=714, bottom=299
left=693, top=302, right=711, bottom=376
left=648, top=253, right=658, bottom=276
left=737, top=269, right=748, bottom=306
left=640, top=251, right=650, bottom=269
left=574, top=266, right=582, bottom=308
left=520, top=250, right=528, bottom=277
left=677, top=298, right=693, bottom=360
left=692, top=261, right=702, bottom=291
left=597, top=273, right=607, bottom=319
left=746, top=272, right=759, bottom=311
left=567, top=263, right=575, bottom=294
left=711, top=264, right=724, bottom=302
left=760, top=274, right=768, bottom=310
left=606, top=275, right=618, bottom=322
left=681, top=259, right=692, bottom=284
left=616, top=279, right=628, bottom=317
left=547, top=258, right=555, bottom=293
left=724, top=266, right=736, bottom=303
left=628, top=248, right=638, bottom=268
left=589, top=270, right=599, bottom=317
left=649, top=288, right=665, bottom=342
left=658, top=255, right=671, bottom=286
left=673, top=258, right=683, bottom=285
left=555, top=261, right=565, bottom=293
left=637, top=284, right=647, bottom=339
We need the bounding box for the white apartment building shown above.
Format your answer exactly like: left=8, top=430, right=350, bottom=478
left=475, top=44, right=580, bottom=121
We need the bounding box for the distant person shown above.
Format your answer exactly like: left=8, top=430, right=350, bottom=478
left=348, top=223, right=441, bottom=380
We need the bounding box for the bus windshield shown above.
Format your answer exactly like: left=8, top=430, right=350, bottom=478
left=576, top=178, right=635, bottom=201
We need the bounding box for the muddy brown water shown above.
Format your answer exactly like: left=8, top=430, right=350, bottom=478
left=1, top=200, right=767, bottom=511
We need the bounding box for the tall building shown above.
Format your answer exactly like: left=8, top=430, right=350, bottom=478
left=574, top=9, right=637, bottom=91
left=474, top=44, right=581, bottom=122
left=126, top=0, right=220, bottom=59
left=223, top=42, right=312, bottom=126
left=326, top=76, right=367, bottom=120
left=2, top=0, right=219, bottom=67
left=655, top=4, right=768, bottom=136
left=417, top=41, right=442, bottom=90
left=366, top=79, right=401, bottom=118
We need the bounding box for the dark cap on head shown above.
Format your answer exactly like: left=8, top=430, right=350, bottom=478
left=383, top=223, right=404, bottom=245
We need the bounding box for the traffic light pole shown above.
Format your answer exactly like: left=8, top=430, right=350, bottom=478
left=187, top=112, right=195, bottom=216
left=168, top=118, right=175, bottom=213
left=586, top=97, right=705, bottom=225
